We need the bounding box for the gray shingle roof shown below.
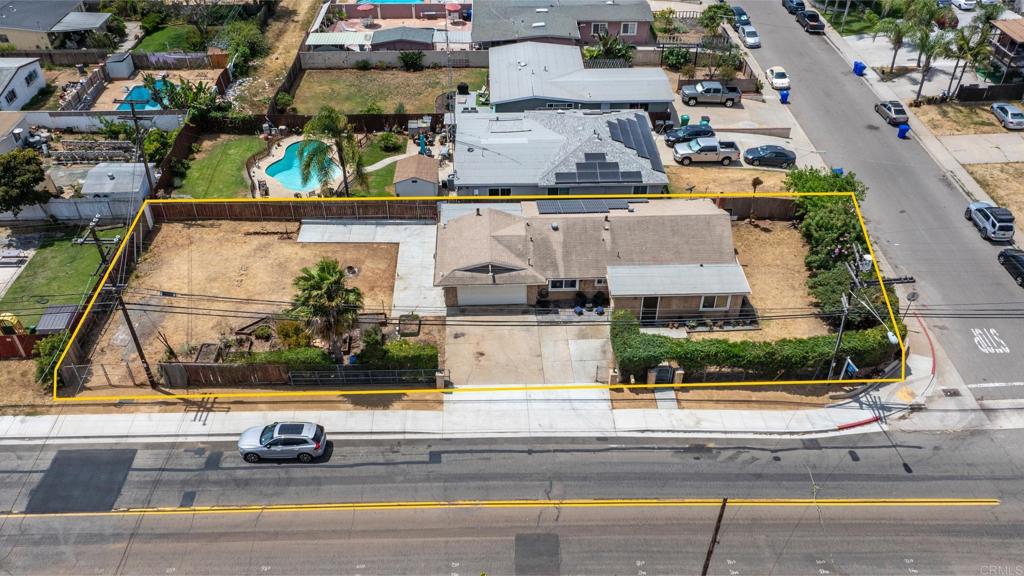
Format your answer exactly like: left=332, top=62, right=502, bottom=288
left=0, top=57, right=38, bottom=93
left=371, top=26, right=435, bottom=45
left=471, top=0, right=652, bottom=44
left=0, top=0, right=82, bottom=32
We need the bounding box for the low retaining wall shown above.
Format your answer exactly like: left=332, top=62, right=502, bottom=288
left=299, top=49, right=488, bottom=70
left=147, top=199, right=440, bottom=222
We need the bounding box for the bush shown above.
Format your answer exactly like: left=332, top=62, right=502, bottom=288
left=358, top=327, right=439, bottom=370
left=253, top=325, right=274, bottom=341
left=224, top=20, right=269, bottom=75
left=393, top=102, right=406, bottom=115
left=184, top=27, right=205, bottom=51
left=376, top=131, right=402, bottom=152
left=276, top=320, right=312, bottom=349
left=236, top=346, right=333, bottom=369
left=398, top=50, right=425, bottom=71
left=107, top=15, right=128, bottom=41
left=141, top=12, right=166, bottom=35
left=354, top=59, right=372, bottom=71
left=275, top=92, right=293, bottom=111
left=34, top=333, right=66, bottom=385
left=808, top=267, right=900, bottom=330
left=143, top=127, right=174, bottom=164
left=662, top=46, right=689, bottom=70
left=0, top=43, right=15, bottom=54
left=798, top=198, right=865, bottom=271
left=360, top=102, right=384, bottom=114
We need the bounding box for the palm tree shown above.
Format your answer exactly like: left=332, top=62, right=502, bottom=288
left=945, top=25, right=978, bottom=95
left=873, top=17, right=916, bottom=74
left=914, top=29, right=952, bottom=103
left=298, top=106, right=352, bottom=197
left=904, top=0, right=943, bottom=66
left=582, top=33, right=636, bottom=63
left=289, top=258, right=363, bottom=359
left=955, top=29, right=993, bottom=92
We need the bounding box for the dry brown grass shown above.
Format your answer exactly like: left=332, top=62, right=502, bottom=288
left=0, top=360, right=49, bottom=409
left=690, top=220, right=829, bottom=343
left=293, top=69, right=489, bottom=115
left=913, top=103, right=1006, bottom=136
left=667, top=166, right=788, bottom=194
left=676, top=385, right=837, bottom=410
left=965, top=163, right=1024, bottom=221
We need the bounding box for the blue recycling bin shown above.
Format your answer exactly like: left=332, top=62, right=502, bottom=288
left=780, top=89, right=790, bottom=104
left=897, top=123, right=911, bottom=139
left=853, top=61, right=867, bottom=76
left=832, top=167, right=844, bottom=176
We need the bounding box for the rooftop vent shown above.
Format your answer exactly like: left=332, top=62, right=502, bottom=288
left=532, top=22, right=545, bottom=27
left=107, top=172, right=115, bottom=180
left=550, top=223, right=559, bottom=231
left=535, top=7, right=549, bottom=12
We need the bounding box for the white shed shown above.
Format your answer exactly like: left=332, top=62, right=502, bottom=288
left=105, top=53, right=135, bottom=80
left=392, top=154, right=439, bottom=197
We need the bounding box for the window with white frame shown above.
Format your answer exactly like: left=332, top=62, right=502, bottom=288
left=700, top=295, right=731, bottom=311
left=595, top=278, right=607, bottom=287
left=620, top=22, right=637, bottom=36
left=549, top=279, right=578, bottom=291
left=24, top=69, right=39, bottom=86
left=3, top=89, right=16, bottom=104
left=591, top=22, right=608, bottom=35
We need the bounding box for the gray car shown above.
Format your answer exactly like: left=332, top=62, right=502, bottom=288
left=991, top=102, right=1024, bottom=130
left=874, top=100, right=909, bottom=125
left=238, top=422, right=327, bottom=463
left=738, top=25, right=761, bottom=48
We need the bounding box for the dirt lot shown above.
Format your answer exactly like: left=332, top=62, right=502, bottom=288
left=0, top=360, right=50, bottom=410
left=691, top=220, right=830, bottom=343
left=913, top=103, right=1006, bottom=136
left=676, top=385, right=836, bottom=409
left=292, top=69, right=489, bottom=115
left=965, top=163, right=1024, bottom=221
left=667, top=166, right=788, bottom=193
left=87, top=221, right=399, bottom=383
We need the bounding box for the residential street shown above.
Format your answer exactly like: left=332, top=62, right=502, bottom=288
left=0, top=432, right=1021, bottom=574
left=739, top=2, right=1024, bottom=391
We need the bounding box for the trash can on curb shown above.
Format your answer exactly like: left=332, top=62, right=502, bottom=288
left=833, top=167, right=844, bottom=176
left=897, top=123, right=911, bottom=139
left=780, top=89, right=790, bottom=104
left=680, top=114, right=690, bottom=126
left=853, top=61, right=867, bottom=76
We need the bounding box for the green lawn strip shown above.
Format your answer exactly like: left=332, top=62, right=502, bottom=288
left=352, top=163, right=396, bottom=197
left=824, top=10, right=876, bottom=36
left=178, top=135, right=265, bottom=199
left=0, top=227, right=125, bottom=326
left=23, top=84, right=60, bottom=111
left=134, top=25, right=195, bottom=52
left=360, top=136, right=406, bottom=166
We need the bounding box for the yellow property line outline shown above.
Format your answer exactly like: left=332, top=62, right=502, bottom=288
left=4, top=498, right=1000, bottom=519
left=54, top=192, right=906, bottom=401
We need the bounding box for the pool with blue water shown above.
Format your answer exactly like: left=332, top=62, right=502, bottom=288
left=266, top=141, right=341, bottom=192
left=115, top=80, right=170, bottom=111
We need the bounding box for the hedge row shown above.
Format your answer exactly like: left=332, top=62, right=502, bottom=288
left=234, top=347, right=333, bottom=369
left=611, top=310, right=899, bottom=378
left=358, top=328, right=439, bottom=370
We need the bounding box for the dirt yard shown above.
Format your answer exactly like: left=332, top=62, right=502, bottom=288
left=913, top=103, right=1006, bottom=136
left=676, top=385, right=837, bottom=410
left=292, top=69, right=489, bottom=115
left=691, top=220, right=830, bottom=343
left=87, top=221, right=399, bottom=382
left=667, top=166, right=788, bottom=194
left=965, top=163, right=1024, bottom=221
left=0, top=360, right=50, bottom=410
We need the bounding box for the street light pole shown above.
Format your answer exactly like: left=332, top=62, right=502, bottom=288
left=901, top=290, right=919, bottom=321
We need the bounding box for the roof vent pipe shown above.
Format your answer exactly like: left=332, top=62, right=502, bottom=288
left=550, top=223, right=559, bottom=231
left=476, top=207, right=481, bottom=215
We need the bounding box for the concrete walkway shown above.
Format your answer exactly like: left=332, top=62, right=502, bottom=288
left=940, top=132, right=1024, bottom=165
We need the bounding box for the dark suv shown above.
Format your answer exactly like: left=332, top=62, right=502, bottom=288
left=782, top=0, right=806, bottom=13
left=998, top=249, right=1024, bottom=287
left=664, top=124, right=715, bottom=146
left=731, top=6, right=751, bottom=30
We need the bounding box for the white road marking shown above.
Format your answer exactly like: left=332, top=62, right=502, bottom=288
left=972, top=328, right=1010, bottom=354
left=967, top=382, right=1024, bottom=389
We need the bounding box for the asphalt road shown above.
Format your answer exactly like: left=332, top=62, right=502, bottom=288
left=738, top=1, right=1024, bottom=389
left=0, top=432, right=1021, bottom=574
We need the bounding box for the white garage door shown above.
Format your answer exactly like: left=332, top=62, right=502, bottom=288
left=457, top=285, right=528, bottom=306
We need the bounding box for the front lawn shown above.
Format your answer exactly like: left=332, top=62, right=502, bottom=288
left=352, top=162, right=396, bottom=197
left=824, top=9, right=876, bottom=36
left=134, top=25, right=196, bottom=52
left=178, top=134, right=266, bottom=199
left=292, top=69, right=489, bottom=115
left=912, top=103, right=1006, bottom=136
left=0, top=227, right=124, bottom=326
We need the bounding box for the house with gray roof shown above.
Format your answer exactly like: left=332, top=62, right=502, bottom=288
left=471, top=0, right=654, bottom=48
left=0, top=0, right=110, bottom=50
left=434, top=198, right=751, bottom=323
left=370, top=26, right=435, bottom=50
left=488, top=42, right=674, bottom=118
left=450, top=109, right=669, bottom=196
left=0, top=57, right=43, bottom=111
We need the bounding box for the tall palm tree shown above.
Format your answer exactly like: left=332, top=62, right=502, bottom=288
left=289, top=258, right=363, bottom=359
left=298, top=106, right=352, bottom=197
left=914, top=29, right=952, bottom=102
left=955, top=30, right=993, bottom=92
left=904, top=0, right=943, bottom=66
left=945, top=25, right=978, bottom=95
left=873, top=17, right=916, bottom=74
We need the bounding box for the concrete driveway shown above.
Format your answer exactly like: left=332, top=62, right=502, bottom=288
left=939, top=132, right=1024, bottom=165
left=445, top=316, right=612, bottom=386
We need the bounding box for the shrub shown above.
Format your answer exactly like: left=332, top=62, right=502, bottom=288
left=184, top=27, right=205, bottom=51
left=662, top=46, right=689, bottom=70
left=34, top=333, right=66, bottom=385
left=798, top=198, right=865, bottom=271
left=141, top=12, right=166, bottom=35
left=680, top=64, right=697, bottom=80
left=374, top=60, right=390, bottom=70
left=360, top=102, right=384, bottom=114
left=0, top=43, right=15, bottom=54
left=716, top=64, right=737, bottom=82
left=358, top=327, right=438, bottom=370
left=107, top=15, right=128, bottom=41
left=236, top=346, right=333, bottom=368
left=274, top=92, right=293, bottom=111
left=99, top=117, right=135, bottom=140
left=354, top=59, right=372, bottom=71
left=393, top=102, right=406, bottom=115
left=808, top=267, right=900, bottom=330
left=253, top=325, right=274, bottom=341
left=224, top=20, right=269, bottom=75
left=398, top=50, right=425, bottom=71
left=376, top=131, right=402, bottom=152
left=276, top=320, right=312, bottom=349
left=143, top=128, right=174, bottom=164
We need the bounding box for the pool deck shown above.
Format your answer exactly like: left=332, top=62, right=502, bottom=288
left=91, top=69, right=224, bottom=112
left=251, top=135, right=347, bottom=198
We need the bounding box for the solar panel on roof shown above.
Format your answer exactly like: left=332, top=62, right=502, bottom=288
left=627, top=119, right=648, bottom=159
left=618, top=119, right=635, bottom=150
left=598, top=170, right=621, bottom=182
left=606, top=199, right=630, bottom=209
left=627, top=198, right=649, bottom=203
left=554, top=172, right=577, bottom=184
left=584, top=152, right=606, bottom=162
left=576, top=161, right=599, bottom=171
left=537, top=200, right=561, bottom=214
left=620, top=171, right=643, bottom=182
left=580, top=199, right=606, bottom=213
left=577, top=171, right=600, bottom=182
left=597, top=161, right=618, bottom=170
left=607, top=121, right=622, bottom=142
left=561, top=199, right=586, bottom=212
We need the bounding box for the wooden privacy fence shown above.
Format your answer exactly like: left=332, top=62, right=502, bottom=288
left=58, top=67, right=106, bottom=111
left=159, top=362, right=289, bottom=387
left=155, top=122, right=202, bottom=192
left=0, top=49, right=107, bottom=66
left=955, top=83, right=1024, bottom=103
left=147, top=199, right=440, bottom=222
left=158, top=363, right=444, bottom=388
left=131, top=52, right=228, bottom=70
left=0, top=334, right=44, bottom=360
left=714, top=197, right=797, bottom=221
left=204, top=113, right=444, bottom=135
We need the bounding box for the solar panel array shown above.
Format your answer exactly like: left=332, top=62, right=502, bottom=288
left=606, top=114, right=665, bottom=173
left=536, top=198, right=639, bottom=215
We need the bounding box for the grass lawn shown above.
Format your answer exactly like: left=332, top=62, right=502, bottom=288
left=352, top=162, right=396, bottom=197
left=23, top=84, right=60, bottom=111
left=361, top=135, right=406, bottom=166
left=824, top=9, right=876, bottom=36
left=913, top=103, right=1006, bottom=136
left=134, top=25, right=195, bottom=52
left=178, top=135, right=266, bottom=199
left=293, top=69, right=489, bottom=115
left=0, top=227, right=124, bottom=326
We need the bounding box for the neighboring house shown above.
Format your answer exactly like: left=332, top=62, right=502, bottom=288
left=991, top=19, right=1024, bottom=84
left=0, top=0, right=110, bottom=50
left=370, top=26, right=434, bottom=51
left=0, top=58, right=44, bottom=112
left=488, top=42, right=674, bottom=117
left=471, top=0, right=655, bottom=48
left=304, top=28, right=473, bottom=51
left=81, top=162, right=154, bottom=199
left=393, top=154, right=439, bottom=196
left=0, top=111, right=27, bottom=154
left=434, top=199, right=751, bottom=324
left=451, top=109, right=669, bottom=196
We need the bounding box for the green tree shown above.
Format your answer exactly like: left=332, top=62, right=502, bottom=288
left=662, top=46, right=689, bottom=70
left=583, top=33, right=636, bottom=63
left=223, top=20, right=269, bottom=75
left=298, top=106, right=353, bottom=196
left=106, top=15, right=128, bottom=41
left=913, top=29, right=952, bottom=102
left=698, top=3, right=733, bottom=33
left=398, top=50, right=425, bottom=71
left=0, top=149, right=48, bottom=216
left=288, top=258, right=363, bottom=358
left=34, top=333, right=67, bottom=385
left=143, top=128, right=175, bottom=164
left=142, top=74, right=223, bottom=120
left=872, top=17, right=916, bottom=74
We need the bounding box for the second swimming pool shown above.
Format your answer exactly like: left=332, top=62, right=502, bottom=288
left=266, top=141, right=342, bottom=192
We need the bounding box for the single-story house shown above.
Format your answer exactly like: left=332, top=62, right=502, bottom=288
left=0, top=58, right=44, bottom=111
left=81, top=162, right=154, bottom=199
left=488, top=42, right=674, bottom=116
left=393, top=154, right=439, bottom=196
left=370, top=26, right=435, bottom=51
left=471, top=0, right=655, bottom=48
left=0, top=0, right=110, bottom=50
left=451, top=109, right=668, bottom=196
left=434, top=199, right=751, bottom=324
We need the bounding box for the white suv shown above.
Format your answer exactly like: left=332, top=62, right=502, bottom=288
left=965, top=201, right=1015, bottom=242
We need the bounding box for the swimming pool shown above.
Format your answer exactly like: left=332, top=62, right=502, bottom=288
left=266, top=141, right=341, bottom=192
left=116, top=80, right=170, bottom=111
left=357, top=0, right=423, bottom=3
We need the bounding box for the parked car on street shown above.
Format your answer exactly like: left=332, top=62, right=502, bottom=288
left=965, top=201, right=1016, bottom=242
left=743, top=145, right=797, bottom=168
left=765, top=66, right=791, bottom=89
left=238, top=422, right=327, bottom=463
left=991, top=102, right=1024, bottom=130
left=680, top=81, right=743, bottom=107
left=936, top=0, right=952, bottom=6
left=738, top=25, right=761, bottom=48
left=731, top=6, right=751, bottom=30
left=664, top=124, right=715, bottom=146
left=951, top=0, right=976, bottom=9
left=673, top=137, right=741, bottom=165
left=782, top=0, right=806, bottom=13
left=998, top=249, right=1024, bottom=287
left=874, top=100, right=909, bottom=125
left=796, top=10, right=826, bottom=33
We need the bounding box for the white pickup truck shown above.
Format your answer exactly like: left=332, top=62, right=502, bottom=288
left=673, top=137, right=741, bottom=166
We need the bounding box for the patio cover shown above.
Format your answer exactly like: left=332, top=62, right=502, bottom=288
left=50, top=11, right=112, bottom=33
left=606, top=263, right=751, bottom=297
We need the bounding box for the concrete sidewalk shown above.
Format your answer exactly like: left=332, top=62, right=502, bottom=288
left=940, top=132, right=1024, bottom=165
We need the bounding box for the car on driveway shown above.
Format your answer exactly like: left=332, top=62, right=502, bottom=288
left=738, top=24, right=761, bottom=48
left=673, top=137, right=741, bottom=165
left=782, top=0, right=806, bottom=14
left=765, top=66, right=791, bottom=89
left=951, top=0, right=975, bottom=9
left=991, top=102, right=1024, bottom=130
left=874, top=100, right=909, bottom=125
left=796, top=10, right=826, bottom=33
left=965, top=201, right=1016, bottom=242
left=731, top=6, right=751, bottom=30
left=664, top=124, right=715, bottom=146
left=998, top=249, right=1024, bottom=287
left=238, top=421, right=327, bottom=463
left=743, top=145, right=797, bottom=168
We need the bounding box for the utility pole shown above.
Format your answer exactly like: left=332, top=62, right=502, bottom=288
left=114, top=98, right=157, bottom=194
left=111, top=289, right=156, bottom=386
left=701, top=498, right=728, bottom=576
left=828, top=292, right=850, bottom=381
